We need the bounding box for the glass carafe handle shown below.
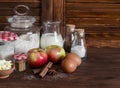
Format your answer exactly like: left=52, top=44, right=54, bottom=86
left=14, top=5, right=29, bottom=16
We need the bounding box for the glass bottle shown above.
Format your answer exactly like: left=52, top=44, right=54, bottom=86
left=4, top=5, right=40, bottom=53
left=63, top=24, right=75, bottom=52
left=71, top=29, right=87, bottom=61
left=40, top=21, right=63, bottom=49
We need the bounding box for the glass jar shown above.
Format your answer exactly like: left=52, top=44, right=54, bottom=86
left=40, top=21, right=63, bottom=49
left=13, top=52, right=27, bottom=72
left=63, top=24, right=75, bottom=52
left=71, top=29, right=87, bottom=61
left=4, top=5, right=40, bottom=53
left=0, top=31, right=17, bottom=60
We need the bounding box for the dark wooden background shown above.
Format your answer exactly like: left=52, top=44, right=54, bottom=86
left=0, top=0, right=120, bottom=47
left=65, top=0, right=120, bottom=48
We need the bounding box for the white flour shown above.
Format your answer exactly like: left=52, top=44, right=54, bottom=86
left=14, top=33, right=39, bottom=53
left=71, top=45, right=86, bottom=58
left=0, top=42, right=14, bottom=59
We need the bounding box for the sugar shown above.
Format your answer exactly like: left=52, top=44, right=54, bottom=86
left=71, top=45, right=86, bottom=58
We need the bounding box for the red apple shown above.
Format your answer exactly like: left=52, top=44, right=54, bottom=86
left=27, top=48, right=48, bottom=68
left=46, top=45, right=66, bottom=63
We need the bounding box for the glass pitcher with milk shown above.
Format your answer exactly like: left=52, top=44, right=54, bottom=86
left=40, top=21, right=63, bottom=49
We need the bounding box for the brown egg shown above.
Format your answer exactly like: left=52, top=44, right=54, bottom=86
left=65, top=53, right=82, bottom=66
left=61, top=59, right=77, bottom=73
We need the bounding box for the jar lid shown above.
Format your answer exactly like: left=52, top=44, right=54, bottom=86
left=8, top=15, right=36, bottom=23
left=66, top=24, right=75, bottom=32
left=66, top=24, right=75, bottom=28
left=0, top=31, right=18, bottom=42
left=13, top=52, right=27, bottom=60
left=75, top=29, right=84, bottom=33
left=75, top=29, right=85, bottom=37
left=7, top=5, right=36, bottom=28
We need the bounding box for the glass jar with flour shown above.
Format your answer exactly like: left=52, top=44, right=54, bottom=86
left=5, top=5, right=40, bottom=53
left=0, top=31, right=17, bottom=60
left=71, top=29, right=87, bottom=61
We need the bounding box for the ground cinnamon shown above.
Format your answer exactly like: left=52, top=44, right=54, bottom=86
left=39, top=62, right=53, bottom=78
left=48, top=69, right=57, bottom=76
left=32, top=69, right=41, bottom=74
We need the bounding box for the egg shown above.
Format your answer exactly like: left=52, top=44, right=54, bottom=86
left=61, top=58, right=77, bottom=73
left=65, top=53, right=82, bottom=66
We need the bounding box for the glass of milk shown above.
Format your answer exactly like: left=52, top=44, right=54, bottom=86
left=40, top=21, right=63, bottom=49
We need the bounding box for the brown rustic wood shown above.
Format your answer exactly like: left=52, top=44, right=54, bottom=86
left=0, top=48, right=120, bottom=88
left=66, top=0, right=120, bottom=3
left=53, top=0, right=65, bottom=36
left=66, top=18, right=120, bottom=27
left=65, top=2, right=120, bottom=32
left=66, top=3, right=120, bottom=10
left=41, top=0, right=64, bottom=36
left=41, top=0, right=53, bottom=22
left=0, top=2, right=40, bottom=8
left=0, top=0, right=120, bottom=47
left=0, top=0, right=40, bottom=2
left=64, top=0, right=120, bottom=47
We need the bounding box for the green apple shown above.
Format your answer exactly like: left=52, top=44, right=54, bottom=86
left=46, top=45, right=66, bottom=63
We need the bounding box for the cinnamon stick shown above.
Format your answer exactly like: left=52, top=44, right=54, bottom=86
left=39, top=62, right=53, bottom=78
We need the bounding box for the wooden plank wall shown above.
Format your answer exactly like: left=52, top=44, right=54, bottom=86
left=65, top=0, right=120, bottom=48
left=0, top=0, right=41, bottom=30
left=0, top=0, right=120, bottom=48
left=42, top=0, right=64, bottom=36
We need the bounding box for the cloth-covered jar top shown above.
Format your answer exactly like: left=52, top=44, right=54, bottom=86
left=13, top=52, right=27, bottom=60
left=0, top=31, right=18, bottom=42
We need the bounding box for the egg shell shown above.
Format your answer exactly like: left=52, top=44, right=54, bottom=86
left=65, top=53, right=82, bottom=66
left=61, top=58, right=77, bottom=73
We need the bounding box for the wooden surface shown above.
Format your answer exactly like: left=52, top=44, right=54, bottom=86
left=0, top=47, right=120, bottom=88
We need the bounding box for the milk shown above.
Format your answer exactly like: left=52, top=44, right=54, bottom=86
left=40, top=33, right=63, bottom=49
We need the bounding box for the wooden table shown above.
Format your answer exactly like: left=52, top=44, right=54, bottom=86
left=0, top=47, right=120, bottom=88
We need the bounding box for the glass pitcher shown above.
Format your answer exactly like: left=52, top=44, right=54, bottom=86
left=40, top=21, right=63, bottom=49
